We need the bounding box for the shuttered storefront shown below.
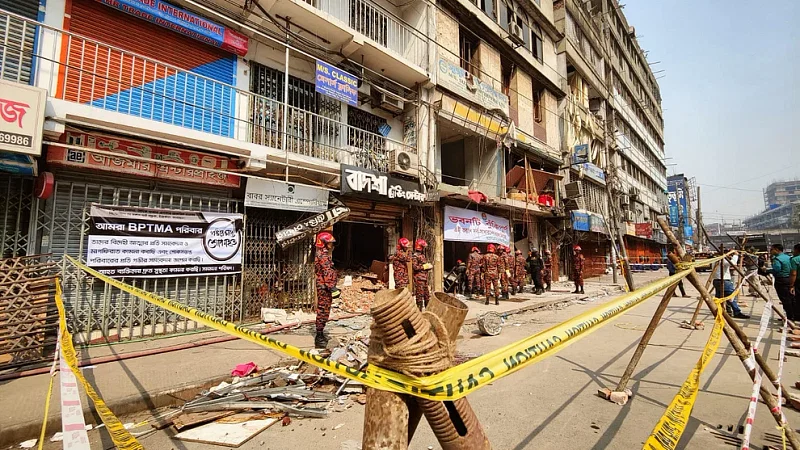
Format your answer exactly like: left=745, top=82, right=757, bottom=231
left=0, top=0, right=39, bottom=84
left=61, top=0, right=237, bottom=137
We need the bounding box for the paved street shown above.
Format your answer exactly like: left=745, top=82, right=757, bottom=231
left=6, top=270, right=798, bottom=449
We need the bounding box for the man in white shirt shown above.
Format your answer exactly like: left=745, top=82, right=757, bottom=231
left=713, top=250, right=750, bottom=319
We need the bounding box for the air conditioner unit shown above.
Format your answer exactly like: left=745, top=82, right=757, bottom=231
left=358, top=83, right=371, bottom=101
left=619, top=194, right=630, bottom=206
left=624, top=211, right=635, bottom=222
left=508, top=22, right=525, bottom=46
left=564, top=181, right=584, bottom=199
left=629, top=186, right=640, bottom=197
left=390, top=149, right=419, bottom=178
left=372, top=90, right=404, bottom=114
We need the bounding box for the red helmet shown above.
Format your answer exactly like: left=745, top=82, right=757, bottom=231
left=315, top=231, right=336, bottom=248
left=415, top=239, right=428, bottom=251
left=573, top=245, right=582, bottom=252
left=457, top=259, right=463, bottom=264
left=471, top=246, right=480, bottom=253
left=487, top=244, right=496, bottom=253
left=398, top=237, right=410, bottom=249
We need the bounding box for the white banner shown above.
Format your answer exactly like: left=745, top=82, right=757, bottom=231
left=87, top=205, right=243, bottom=278
left=245, top=178, right=328, bottom=212
left=443, top=205, right=510, bottom=244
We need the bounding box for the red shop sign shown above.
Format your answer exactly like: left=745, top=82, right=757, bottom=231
left=46, top=131, right=240, bottom=188
left=634, top=222, right=653, bottom=238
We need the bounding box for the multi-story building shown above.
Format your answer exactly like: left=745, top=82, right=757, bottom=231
left=0, top=0, right=437, bottom=343
left=764, top=180, right=800, bottom=209
left=552, top=0, right=667, bottom=276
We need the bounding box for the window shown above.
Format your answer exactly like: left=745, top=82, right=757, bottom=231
left=530, top=22, right=543, bottom=62
left=533, top=88, right=543, bottom=123
left=459, top=27, right=480, bottom=77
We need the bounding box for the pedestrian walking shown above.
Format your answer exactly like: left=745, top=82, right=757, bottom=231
left=542, top=249, right=553, bottom=291
left=715, top=250, right=750, bottom=319
left=483, top=244, right=501, bottom=305
left=466, top=246, right=483, bottom=298
left=513, top=249, right=527, bottom=294
left=314, top=231, right=338, bottom=348
left=572, top=245, right=585, bottom=294
left=411, top=239, right=432, bottom=310
left=760, top=244, right=794, bottom=320
left=790, top=244, right=800, bottom=299
left=666, top=246, right=689, bottom=297
left=392, top=237, right=411, bottom=290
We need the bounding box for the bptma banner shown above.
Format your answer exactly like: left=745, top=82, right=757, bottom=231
left=87, top=205, right=243, bottom=277
left=443, top=206, right=510, bottom=244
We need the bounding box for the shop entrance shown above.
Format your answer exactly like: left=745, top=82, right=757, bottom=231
left=332, top=221, right=387, bottom=271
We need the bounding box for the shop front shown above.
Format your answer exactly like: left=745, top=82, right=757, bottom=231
left=336, top=164, right=427, bottom=274
left=624, top=222, right=667, bottom=270
left=40, top=130, right=245, bottom=342
left=565, top=210, right=611, bottom=279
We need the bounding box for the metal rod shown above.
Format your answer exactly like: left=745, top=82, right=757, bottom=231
left=615, top=283, right=679, bottom=392
left=657, top=217, right=800, bottom=450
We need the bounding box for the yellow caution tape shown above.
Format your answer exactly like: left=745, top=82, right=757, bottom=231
left=65, top=255, right=725, bottom=401
left=643, top=287, right=736, bottom=449
left=55, top=282, right=143, bottom=450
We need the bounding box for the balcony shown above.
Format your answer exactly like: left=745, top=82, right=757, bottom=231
left=261, top=0, right=430, bottom=85
left=0, top=9, right=415, bottom=174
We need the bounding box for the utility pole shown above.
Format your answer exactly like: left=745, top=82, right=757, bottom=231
left=696, top=186, right=703, bottom=250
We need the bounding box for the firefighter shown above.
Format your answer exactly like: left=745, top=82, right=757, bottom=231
left=573, top=245, right=585, bottom=294
left=466, top=246, right=483, bottom=298
left=314, top=231, right=339, bottom=348
left=392, top=237, right=411, bottom=290
left=483, top=244, right=501, bottom=305
left=542, top=249, right=553, bottom=292
left=411, top=239, right=433, bottom=310
left=513, top=249, right=527, bottom=294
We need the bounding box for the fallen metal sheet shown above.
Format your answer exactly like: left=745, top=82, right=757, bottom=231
left=173, top=417, right=278, bottom=447
left=184, top=401, right=328, bottom=418
left=172, top=411, right=235, bottom=431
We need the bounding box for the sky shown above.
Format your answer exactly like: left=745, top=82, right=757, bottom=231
left=621, top=0, right=800, bottom=225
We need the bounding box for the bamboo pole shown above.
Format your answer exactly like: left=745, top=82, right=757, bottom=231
left=685, top=262, right=720, bottom=328
left=658, top=218, right=800, bottom=450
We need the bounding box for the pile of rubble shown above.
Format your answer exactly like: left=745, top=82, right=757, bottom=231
left=335, top=274, right=385, bottom=314
left=152, top=350, right=369, bottom=446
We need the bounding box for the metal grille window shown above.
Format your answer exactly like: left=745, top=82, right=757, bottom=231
left=349, top=0, right=388, bottom=46
left=0, top=174, right=34, bottom=258
left=0, top=0, right=38, bottom=84
left=347, top=106, right=389, bottom=171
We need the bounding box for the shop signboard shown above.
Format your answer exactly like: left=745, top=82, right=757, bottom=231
left=571, top=210, right=590, bottom=232
left=625, top=222, right=636, bottom=236
left=0, top=79, right=47, bottom=157
left=275, top=206, right=351, bottom=248
left=340, top=165, right=426, bottom=204
left=96, top=0, right=248, bottom=55
left=245, top=178, right=328, bottom=213
left=667, top=178, right=681, bottom=226
left=635, top=222, right=653, bottom=238
left=314, top=60, right=358, bottom=106
left=437, top=58, right=509, bottom=116
left=47, top=131, right=240, bottom=188
left=443, top=206, right=510, bottom=245
left=86, top=205, right=243, bottom=278
left=589, top=213, right=607, bottom=234
left=571, top=145, right=606, bottom=185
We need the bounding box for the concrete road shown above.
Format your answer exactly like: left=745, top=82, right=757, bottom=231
left=14, top=272, right=800, bottom=449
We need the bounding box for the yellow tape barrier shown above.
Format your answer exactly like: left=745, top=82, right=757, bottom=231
left=55, top=282, right=144, bottom=450
left=65, top=255, right=725, bottom=401
left=643, top=290, right=738, bottom=450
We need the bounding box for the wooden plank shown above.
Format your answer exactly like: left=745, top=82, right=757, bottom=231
left=172, top=411, right=235, bottom=431
left=173, top=417, right=278, bottom=447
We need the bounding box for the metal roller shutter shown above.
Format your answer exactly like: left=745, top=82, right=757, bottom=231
left=63, top=0, right=237, bottom=137
left=0, top=0, right=39, bottom=84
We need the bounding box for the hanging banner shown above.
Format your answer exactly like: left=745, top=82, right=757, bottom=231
left=95, top=0, right=248, bottom=55
left=245, top=178, right=328, bottom=213
left=443, top=205, right=510, bottom=244
left=314, top=60, right=358, bottom=106
left=275, top=206, right=350, bottom=248
left=635, top=222, right=653, bottom=238
left=87, top=205, right=243, bottom=277
left=667, top=177, right=685, bottom=227
left=340, top=164, right=426, bottom=204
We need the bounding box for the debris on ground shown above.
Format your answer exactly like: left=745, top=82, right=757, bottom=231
left=335, top=273, right=386, bottom=313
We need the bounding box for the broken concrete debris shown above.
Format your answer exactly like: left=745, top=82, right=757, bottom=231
left=149, top=339, right=370, bottom=447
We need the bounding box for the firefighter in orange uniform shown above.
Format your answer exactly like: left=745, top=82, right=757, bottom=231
left=392, top=237, right=411, bottom=290
left=466, top=246, right=483, bottom=298
left=314, top=231, right=339, bottom=348
left=411, top=239, right=432, bottom=310
left=483, top=244, right=501, bottom=305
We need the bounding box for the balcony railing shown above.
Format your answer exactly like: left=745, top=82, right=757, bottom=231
left=0, top=9, right=415, bottom=173
left=303, top=0, right=428, bottom=70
